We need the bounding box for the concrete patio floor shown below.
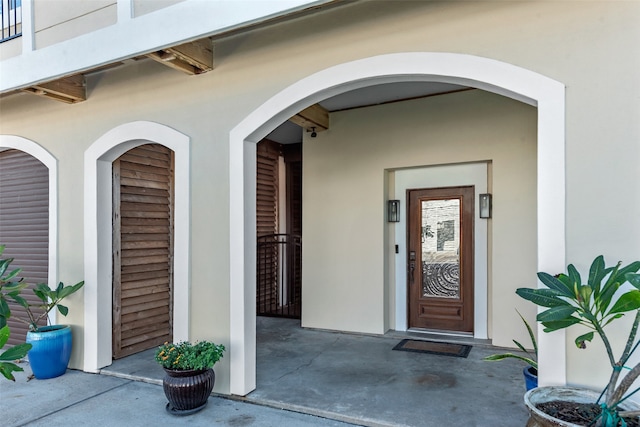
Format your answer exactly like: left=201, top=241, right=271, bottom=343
left=2, top=317, right=531, bottom=426
left=0, top=367, right=350, bottom=427
left=249, top=317, right=530, bottom=426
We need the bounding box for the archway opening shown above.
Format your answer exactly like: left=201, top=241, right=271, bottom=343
left=83, top=121, right=190, bottom=372
left=230, top=52, right=566, bottom=396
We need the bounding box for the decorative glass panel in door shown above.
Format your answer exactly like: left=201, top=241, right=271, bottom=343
left=421, top=199, right=460, bottom=299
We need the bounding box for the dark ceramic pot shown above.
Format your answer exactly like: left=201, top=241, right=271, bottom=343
left=26, top=325, right=72, bottom=379
left=163, top=367, right=215, bottom=415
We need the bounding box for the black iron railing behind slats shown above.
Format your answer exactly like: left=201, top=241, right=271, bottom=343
left=257, top=234, right=301, bottom=319
left=1, top=0, right=22, bottom=43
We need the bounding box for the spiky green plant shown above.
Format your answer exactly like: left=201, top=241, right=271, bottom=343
left=484, top=310, right=537, bottom=370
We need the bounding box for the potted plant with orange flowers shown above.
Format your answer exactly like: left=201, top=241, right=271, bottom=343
left=154, top=340, right=225, bottom=415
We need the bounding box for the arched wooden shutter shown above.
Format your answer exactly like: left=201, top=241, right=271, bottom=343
left=0, top=149, right=49, bottom=345
left=112, top=144, right=174, bottom=359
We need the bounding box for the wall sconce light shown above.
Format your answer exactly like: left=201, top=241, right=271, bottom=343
left=387, top=200, right=400, bottom=222
left=479, top=193, right=492, bottom=219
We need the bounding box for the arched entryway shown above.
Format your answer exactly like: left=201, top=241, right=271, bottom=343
left=229, top=52, right=566, bottom=395
left=83, top=121, right=190, bottom=372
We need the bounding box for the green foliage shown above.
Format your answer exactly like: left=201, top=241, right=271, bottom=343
left=0, top=245, right=28, bottom=329
left=517, top=255, right=640, bottom=427
left=0, top=325, right=32, bottom=381
left=0, top=244, right=84, bottom=332
left=155, top=341, right=225, bottom=371
left=484, top=310, right=538, bottom=370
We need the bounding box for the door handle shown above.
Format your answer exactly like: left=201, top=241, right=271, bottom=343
left=409, top=251, right=416, bottom=285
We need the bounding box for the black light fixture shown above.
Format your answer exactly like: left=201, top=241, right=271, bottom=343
left=479, top=193, right=492, bottom=219
left=387, top=200, right=400, bottom=222
left=309, top=127, right=317, bottom=138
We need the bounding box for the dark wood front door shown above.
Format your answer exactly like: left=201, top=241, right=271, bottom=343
left=408, top=186, right=474, bottom=333
left=112, top=144, right=174, bottom=359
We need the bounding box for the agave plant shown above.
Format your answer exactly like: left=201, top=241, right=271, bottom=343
left=517, top=255, right=640, bottom=427
left=484, top=310, right=537, bottom=371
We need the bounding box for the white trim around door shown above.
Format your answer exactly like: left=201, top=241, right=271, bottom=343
left=83, top=121, right=190, bottom=372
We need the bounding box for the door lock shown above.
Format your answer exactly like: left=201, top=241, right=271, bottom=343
left=409, top=251, right=416, bottom=284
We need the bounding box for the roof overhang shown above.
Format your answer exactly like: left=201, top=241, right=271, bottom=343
left=0, top=0, right=344, bottom=93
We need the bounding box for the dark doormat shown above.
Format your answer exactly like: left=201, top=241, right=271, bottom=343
left=393, top=339, right=472, bottom=358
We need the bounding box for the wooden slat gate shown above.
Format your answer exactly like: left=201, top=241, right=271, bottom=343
left=256, top=141, right=302, bottom=318
left=0, top=149, right=48, bottom=345
left=112, top=144, right=174, bottom=359
left=256, top=140, right=280, bottom=315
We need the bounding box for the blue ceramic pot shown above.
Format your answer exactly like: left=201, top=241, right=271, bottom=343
left=26, top=325, right=72, bottom=379
left=523, top=365, right=538, bottom=391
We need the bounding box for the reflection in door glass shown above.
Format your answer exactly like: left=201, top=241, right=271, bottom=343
left=421, top=199, right=460, bottom=299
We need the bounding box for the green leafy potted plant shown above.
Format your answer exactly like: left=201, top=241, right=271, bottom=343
left=0, top=246, right=32, bottom=382
left=0, top=245, right=28, bottom=329
left=484, top=310, right=538, bottom=390
left=0, top=325, right=32, bottom=381
left=517, top=255, right=640, bottom=427
left=0, top=245, right=84, bottom=379
left=155, top=340, right=225, bottom=415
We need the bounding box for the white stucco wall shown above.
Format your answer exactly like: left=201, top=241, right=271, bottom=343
left=34, top=0, right=117, bottom=48
left=0, top=0, right=638, bottom=395
left=302, top=90, right=537, bottom=345
left=133, top=0, right=186, bottom=17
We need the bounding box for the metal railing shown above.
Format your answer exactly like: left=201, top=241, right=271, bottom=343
left=1, top=0, right=22, bottom=43
left=257, top=234, right=301, bottom=318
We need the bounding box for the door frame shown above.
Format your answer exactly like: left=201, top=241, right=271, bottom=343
left=84, top=121, right=190, bottom=372
left=394, top=163, right=488, bottom=338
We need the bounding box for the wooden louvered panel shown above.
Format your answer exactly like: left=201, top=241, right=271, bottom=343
left=120, top=277, right=169, bottom=291
left=121, top=320, right=171, bottom=341
left=113, top=144, right=174, bottom=359
left=0, top=149, right=49, bottom=345
left=256, top=140, right=281, bottom=314
left=286, top=154, right=303, bottom=306
left=121, top=269, right=169, bottom=282
left=121, top=312, right=169, bottom=330
left=121, top=306, right=168, bottom=323
left=121, top=262, right=169, bottom=275
left=256, top=140, right=279, bottom=238
left=121, top=283, right=170, bottom=299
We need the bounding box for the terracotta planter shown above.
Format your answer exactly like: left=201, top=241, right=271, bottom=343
left=524, top=386, right=640, bottom=427
left=162, top=367, right=215, bottom=415
left=26, top=325, right=72, bottom=379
